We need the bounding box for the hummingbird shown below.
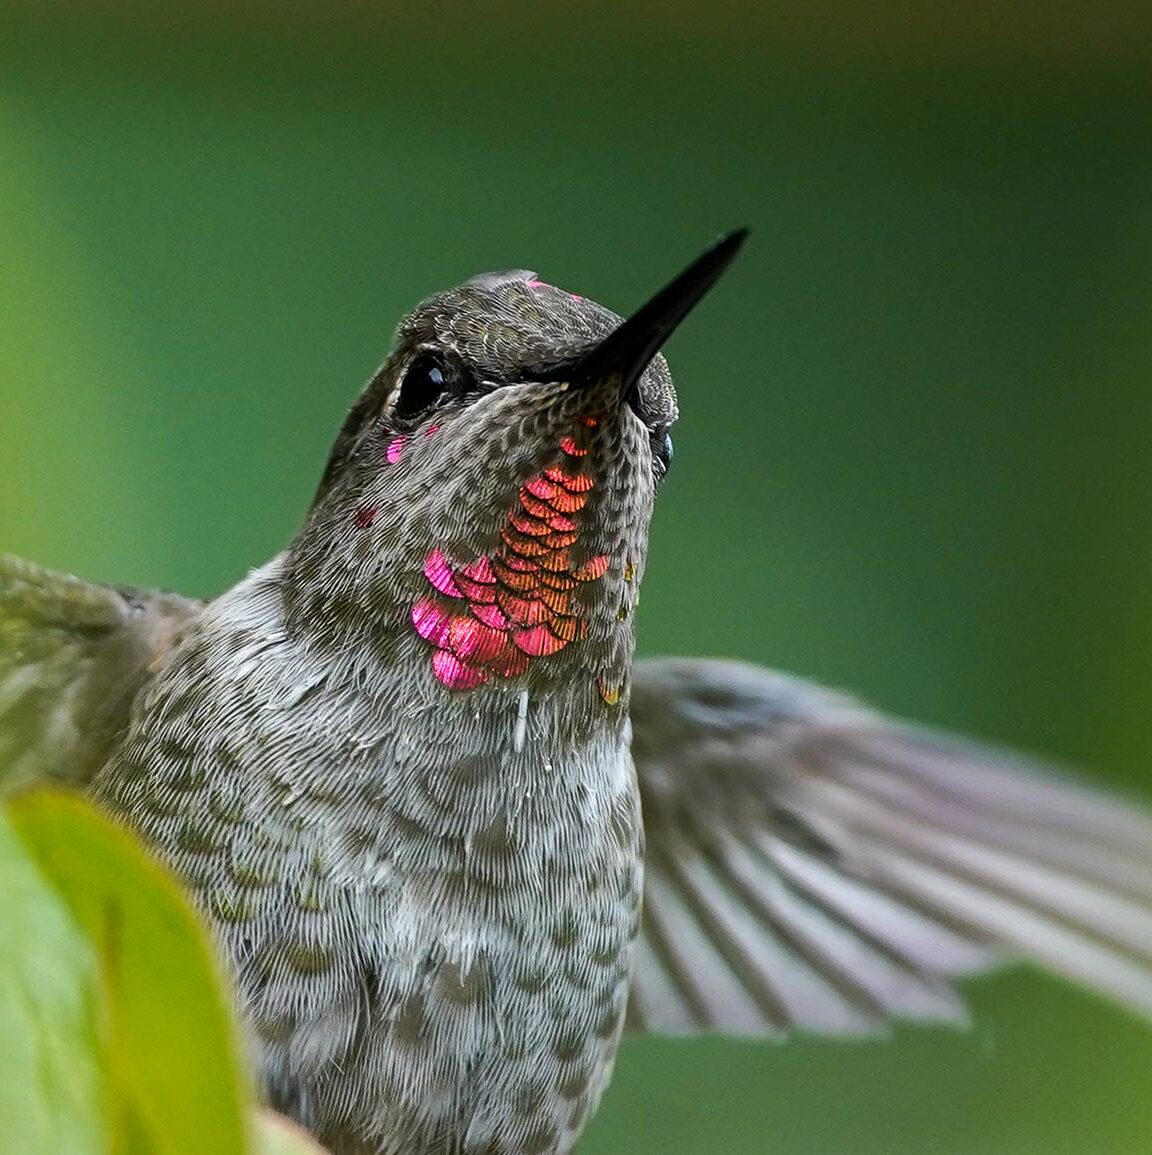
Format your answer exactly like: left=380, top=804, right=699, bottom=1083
left=2, top=231, right=1152, bottom=1155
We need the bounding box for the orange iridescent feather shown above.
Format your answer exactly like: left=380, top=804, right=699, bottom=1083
left=410, top=427, right=611, bottom=688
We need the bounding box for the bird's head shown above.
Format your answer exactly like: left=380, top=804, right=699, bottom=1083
left=287, top=233, right=746, bottom=703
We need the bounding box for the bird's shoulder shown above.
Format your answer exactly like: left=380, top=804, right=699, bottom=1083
left=0, top=552, right=202, bottom=790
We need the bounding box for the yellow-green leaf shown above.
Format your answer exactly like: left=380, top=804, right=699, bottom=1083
left=5, top=791, right=252, bottom=1155
left=0, top=809, right=108, bottom=1154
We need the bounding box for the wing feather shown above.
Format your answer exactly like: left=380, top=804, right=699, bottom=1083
left=630, top=657, right=1152, bottom=1037
left=0, top=553, right=201, bottom=789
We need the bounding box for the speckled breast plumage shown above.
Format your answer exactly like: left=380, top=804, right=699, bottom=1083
left=92, top=577, right=645, bottom=1155
left=84, top=255, right=680, bottom=1155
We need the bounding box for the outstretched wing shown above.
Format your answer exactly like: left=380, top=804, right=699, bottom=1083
left=628, top=657, right=1152, bottom=1038
left=0, top=554, right=201, bottom=791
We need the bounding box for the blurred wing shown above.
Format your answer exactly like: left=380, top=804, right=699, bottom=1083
left=628, top=657, right=1152, bottom=1038
left=0, top=554, right=201, bottom=790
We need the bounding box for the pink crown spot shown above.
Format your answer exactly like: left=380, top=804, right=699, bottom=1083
left=423, top=548, right=463, bottom=598
left=425, top=423, right=441, bottom=437
left=432, top=649, right=487, bottom=689
left=386, top=436, right=408, bottom=464
left=525, top=278, right=582, bottom=302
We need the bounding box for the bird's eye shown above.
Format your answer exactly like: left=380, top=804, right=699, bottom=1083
left=653, top=428, right=674, bottom=480
left=394, top=354, right=450, bottom=421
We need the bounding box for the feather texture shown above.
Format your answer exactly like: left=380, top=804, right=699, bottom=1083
left=628, top=657, right=1152, bottom=1035
left=0, top=553, right=200, bottom=790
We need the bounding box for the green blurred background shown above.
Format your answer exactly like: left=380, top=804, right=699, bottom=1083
left=3, top=5, right=1152, bottom=1152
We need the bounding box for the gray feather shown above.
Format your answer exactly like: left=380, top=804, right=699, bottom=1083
left=629, top=657, right=1152, bottom=1035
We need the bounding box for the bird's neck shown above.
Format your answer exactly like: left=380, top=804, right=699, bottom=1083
left=231, top=552, right=638, bottom=800
left=162, top=555, right=640, bottom=922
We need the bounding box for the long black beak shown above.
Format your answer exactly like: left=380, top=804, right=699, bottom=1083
left=575, top=229, right=748, bottom=402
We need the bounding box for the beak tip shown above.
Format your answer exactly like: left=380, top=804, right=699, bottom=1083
left=698, top=228, right=751, bottom=285
left=719, top=226, right=752, bottom=250
left=575, top=228, right=751, bottom=395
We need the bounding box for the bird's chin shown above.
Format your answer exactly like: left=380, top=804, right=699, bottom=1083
left=407, top=455, right=644, bottom=694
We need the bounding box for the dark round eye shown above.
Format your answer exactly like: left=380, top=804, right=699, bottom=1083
left=394, top=354, right=449, bottom=421
left=652, top=428, right=674, bottom=480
